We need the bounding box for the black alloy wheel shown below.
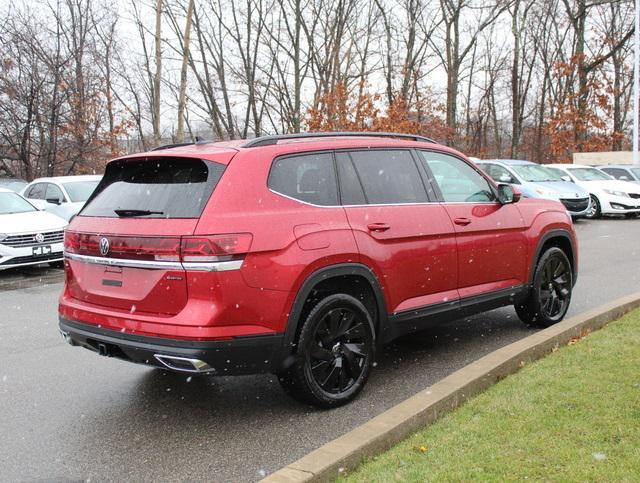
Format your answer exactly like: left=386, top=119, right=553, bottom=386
left=538, top=253, right=571, bottom=320
left=306, top=307, right=368, bottom=394
left=516, top=247, right=573, bottom=328
left=279, top=294, right=375, bottom=408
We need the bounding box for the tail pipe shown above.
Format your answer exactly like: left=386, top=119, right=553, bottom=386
left=153, top=354, right=215, bottom=373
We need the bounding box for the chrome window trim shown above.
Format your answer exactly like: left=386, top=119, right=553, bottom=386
left=268, top=188, right=501, bottom=207
left=64, top=251, right=243, bottom=272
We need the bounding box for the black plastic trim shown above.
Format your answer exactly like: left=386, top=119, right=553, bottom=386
left=243, top=132, right=438, bottom=148
left=530, top=229, right=577, bottom=286
left=278, top=263, right=388, bottom=367
left=386, top=285, right=529, bottom=341
left=59, top=317, right=284, bottom=375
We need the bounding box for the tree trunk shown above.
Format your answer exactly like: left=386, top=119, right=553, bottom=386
left=176, top=0, right=194, bottom=143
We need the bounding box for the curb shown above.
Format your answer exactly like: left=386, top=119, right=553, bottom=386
left=263, top=291, right=640, bottom=483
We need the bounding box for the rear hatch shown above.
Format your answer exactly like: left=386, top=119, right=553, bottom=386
left=65, top=156, right=226, bottom=315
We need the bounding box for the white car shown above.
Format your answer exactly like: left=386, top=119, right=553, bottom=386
left=545, top=164, right=640, bottom=219
left=0, top=188, right=67, bottom=270
left=21, top=175, right=102, bottom=221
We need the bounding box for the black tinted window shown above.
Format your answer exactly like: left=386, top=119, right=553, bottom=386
left=81, top=158, right=224, bottom=218
left=268, top=152, right=338, bottom=206
left=346, top=150, right=427, bottom=204
left=335, top=153, right=366, bottom=205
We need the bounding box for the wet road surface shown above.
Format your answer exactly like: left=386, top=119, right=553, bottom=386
left=0, top=218, right=638, bottom=481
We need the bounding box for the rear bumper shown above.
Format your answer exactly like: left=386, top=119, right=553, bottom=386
left=59, top=317, right=284, bottom=375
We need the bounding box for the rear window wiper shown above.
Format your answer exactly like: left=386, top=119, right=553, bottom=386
left=114, top=209, right=164, bottom=217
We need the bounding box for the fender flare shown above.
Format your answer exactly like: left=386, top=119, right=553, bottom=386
left=530, top=229, right=577, bottom=286
left=276, top=263, right=388, bottom=369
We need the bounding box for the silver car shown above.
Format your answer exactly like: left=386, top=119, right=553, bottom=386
left=476, top=159, right=591, bottom=218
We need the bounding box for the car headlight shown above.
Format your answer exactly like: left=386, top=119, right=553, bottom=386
left=603, top=189, right=629, bottom=197
left=0, top=234, right=7, bottom=242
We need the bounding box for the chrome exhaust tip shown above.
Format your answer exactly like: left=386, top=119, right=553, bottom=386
left=59, top=329, right=76, bottom=346
left=154, top=354, right=214, bottom=373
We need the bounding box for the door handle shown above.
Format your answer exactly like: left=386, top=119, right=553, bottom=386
left=367, top=223, right=391, bottom=232
left=453, top=217, right=472, bottom=226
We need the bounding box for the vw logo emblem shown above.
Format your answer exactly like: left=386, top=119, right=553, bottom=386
left=35, top=233, right=45, bottom=244
left=99, top=237, right=110, bottom=256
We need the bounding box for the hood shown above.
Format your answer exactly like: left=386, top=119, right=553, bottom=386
left=580, top=179, right=640, bottom=194
left=531, top=181, right=590, bottom=198
left=0, top=210, right=68, bottom=235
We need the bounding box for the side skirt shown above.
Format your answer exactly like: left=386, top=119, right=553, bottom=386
left=382, top=285, right=530, bottom=344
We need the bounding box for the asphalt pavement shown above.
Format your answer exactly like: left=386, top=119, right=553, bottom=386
left=0, top=218, right=638, bottom=482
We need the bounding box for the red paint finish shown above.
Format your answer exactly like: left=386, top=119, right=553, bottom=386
left=60, top=136, right=576, bottom=348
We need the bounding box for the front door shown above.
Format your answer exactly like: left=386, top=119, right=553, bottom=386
left=417, top=150, right=527, bottom=299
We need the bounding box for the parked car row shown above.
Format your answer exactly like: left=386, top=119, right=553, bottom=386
left=477, top=160, right=640, bottom=219
left=0, top=175, right=101, bottom=271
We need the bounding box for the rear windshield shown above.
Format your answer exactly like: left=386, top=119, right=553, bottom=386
left=81, top=158, right=225, bottom=218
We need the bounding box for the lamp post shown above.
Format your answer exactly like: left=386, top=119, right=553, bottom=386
left=634, top=0, right=639, bottom=164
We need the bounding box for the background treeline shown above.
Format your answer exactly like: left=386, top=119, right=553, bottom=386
left=0, top=0, right=635, bottom=180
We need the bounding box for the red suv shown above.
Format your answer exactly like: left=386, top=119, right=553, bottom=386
left=59, top=133, right=577, bottom=407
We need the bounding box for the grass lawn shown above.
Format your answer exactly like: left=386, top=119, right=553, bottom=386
left=341, top=309, right=640, bottom=482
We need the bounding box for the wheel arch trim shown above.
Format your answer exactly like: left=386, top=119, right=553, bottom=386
left=277, top=263, right=388, bottom=368
left=530, top=229, right=577, bottom=286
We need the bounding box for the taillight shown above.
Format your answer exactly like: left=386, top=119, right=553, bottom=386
left=64, top=231, right=181, bottom=261
left=65, top=231, right=252, bottom=264
left=180, top=234, right=253, bottom=262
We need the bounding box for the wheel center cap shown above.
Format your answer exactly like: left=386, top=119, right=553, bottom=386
left=331, top=342, right=341, bottom=356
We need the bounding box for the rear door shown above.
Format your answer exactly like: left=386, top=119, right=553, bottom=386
left=337, top=149, right=458, bottom=314
left=65, top=157, right=225, bottom=315
left=417, top=150, right=527, bottom=299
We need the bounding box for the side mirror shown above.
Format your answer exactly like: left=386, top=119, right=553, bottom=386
left=498, top=174, right=512, bottom=183
left=561, top=175, right=573, bottom=182
left=498, top=183, right=520, bottom=204
left=620, top=176, right=629, bottom=181
left=46, top=197, right=62, bottom=205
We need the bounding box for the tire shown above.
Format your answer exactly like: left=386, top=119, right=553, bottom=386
left=515, top=247, right=573, bottom=328
left=585, top=195, right=601, bottom=219
left=278, top=294, right=375, bottom=408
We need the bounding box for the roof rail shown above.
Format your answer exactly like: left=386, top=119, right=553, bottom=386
left=242, top=132, right=438, bottom=148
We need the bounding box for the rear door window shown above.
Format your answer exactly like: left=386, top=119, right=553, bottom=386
left=81, top=158, right=225, bottom=218
left=343, top=150, right=428, bottom=204
left=268, top=152, right=338, bottom=206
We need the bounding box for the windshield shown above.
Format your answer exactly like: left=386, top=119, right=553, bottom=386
left=631, top=168, right=640, bottom=180
left=0, top=180, right=28, bottom=192
left=510, top=164, right=563, bottom=182
left=62, top=180, right=100, bottom=202
left=0, top=192, right=37, bottom=214
left=567, top=167, right=612, bottom=181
